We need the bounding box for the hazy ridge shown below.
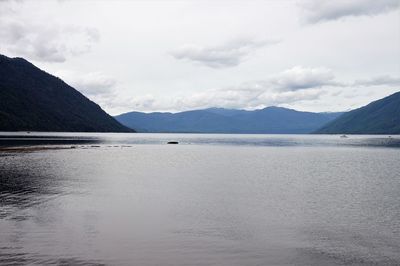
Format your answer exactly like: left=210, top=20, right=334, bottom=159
left=116, top=107, right=342, bottom=133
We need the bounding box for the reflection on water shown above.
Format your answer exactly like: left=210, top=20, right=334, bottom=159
left=0, top=153, right=66, bottom=220
left=0, top=133, right=400, bottom=265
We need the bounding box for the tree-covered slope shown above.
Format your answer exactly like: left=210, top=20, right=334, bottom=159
left=0, top=54, right=132, bottom=132
left=315, top=91, right=400, bottom=134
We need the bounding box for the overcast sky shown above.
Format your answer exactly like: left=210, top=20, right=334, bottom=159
left=1, top=0, right=399, bottom=115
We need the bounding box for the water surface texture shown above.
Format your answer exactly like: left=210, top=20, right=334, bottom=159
left=0, top=133, right=399, bottom=265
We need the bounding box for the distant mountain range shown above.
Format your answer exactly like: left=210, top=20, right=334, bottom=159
left=315, top=91, right=400, bottom=134
left=0, top=54, right=132, bottom=132
left=115, top=107, right=343, bottom=134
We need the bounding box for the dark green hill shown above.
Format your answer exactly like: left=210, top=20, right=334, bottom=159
left=0, top=54, right=132, bottom=132
left=315, top=91, right=400, bottom=134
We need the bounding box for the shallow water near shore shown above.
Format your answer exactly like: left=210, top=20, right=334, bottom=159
left=0, top=133, right=400, bottom=265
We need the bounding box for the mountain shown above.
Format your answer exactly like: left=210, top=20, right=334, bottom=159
left=0, top=54, right=132, bottom=132
left=315, top=91, right=400, bottom=134
left=115, top=107, right=343, bottom=133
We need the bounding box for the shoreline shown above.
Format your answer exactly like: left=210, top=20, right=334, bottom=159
left=0, top=145, right=77, bottom=153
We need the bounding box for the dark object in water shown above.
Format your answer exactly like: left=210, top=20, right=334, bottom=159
left=340, top=135, right=348, bottom=138
left=167, top=141, right=179, bottom=144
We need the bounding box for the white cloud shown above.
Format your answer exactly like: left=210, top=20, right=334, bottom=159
left=108, top=67, right=400, bottom=114
left=172, top=87, right=325, bottom=111
left=115, top=95, right=158, bottom=111
left=298, top=0, right=400, bottom=23
left=258, top=89, right=325, bottom=105
left=110, top=87, right=325, bottom=114
left=353, top=75, right=400, bottom=86
left=109, top=66, right=334, bottom=113
left=170, top=67, right=333, bottom=110
left=170, top=37, right=280, bottom=68
left=0, top=1, right=100, bottom=62
left=57, top=71, right=116, bottom=96
left=267, top=66, right=339, bottom=91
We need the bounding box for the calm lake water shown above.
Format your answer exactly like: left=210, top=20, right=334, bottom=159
left=0, top=133, right=400, bottom=265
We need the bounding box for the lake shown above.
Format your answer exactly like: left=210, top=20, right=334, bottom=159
left=0, top=133, right=400, bottom=265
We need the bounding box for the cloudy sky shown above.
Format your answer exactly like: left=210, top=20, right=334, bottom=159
left=0, top=0, right=399, bottom=115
